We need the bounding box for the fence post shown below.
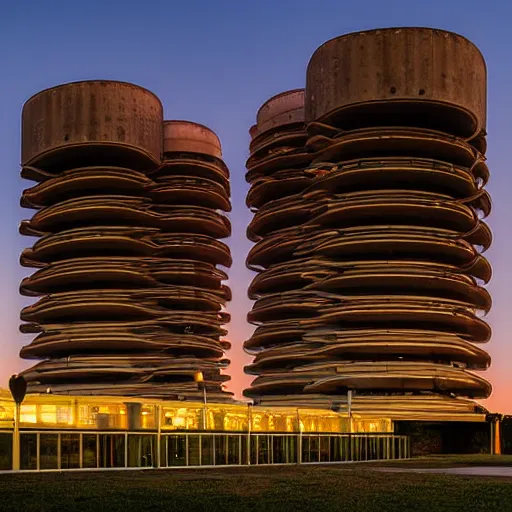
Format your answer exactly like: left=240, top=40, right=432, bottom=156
left=124, top=432, right=128, bottom=468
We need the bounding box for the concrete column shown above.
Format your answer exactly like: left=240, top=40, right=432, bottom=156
left=12, top=402, right=20, bottom=471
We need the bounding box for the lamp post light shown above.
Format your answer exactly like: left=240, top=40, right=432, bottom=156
left=9, top=374, right=27, bottom=471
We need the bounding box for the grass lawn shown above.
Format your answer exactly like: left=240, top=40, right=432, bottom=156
left=1, top=458, right=511, bottom=512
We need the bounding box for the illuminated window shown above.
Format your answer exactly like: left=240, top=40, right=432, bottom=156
left=20, top=404, right=37, bottom=424
left=57, top=406, right=71, bottom=425
left=40, top=405, right=57, bottom=424
left=0, top=405, right=13, bottom=421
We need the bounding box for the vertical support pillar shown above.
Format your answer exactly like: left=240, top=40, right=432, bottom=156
left=73, top=399, right=79, bottom=428
left=156, top=404, right=161, bottom=469
left=203, top=386, right=207, bottom=431
left=297, top=409, right=302, bottom=465
left=495, top=419, right=502, bottom=455
left=247, top=404, right=252, bottom=465
left=79, top=433, right=83, bottom=469
left=96, top=434, right=100, bottom=469
left=36, top=432, right=40, bottom=471
left=347, top=390, right=353, bottom=433
left=12, top=402, right=20, bottom=471
left=487, top=413, right=503, bottom=456
left=57, top=433, right=62, bottom=470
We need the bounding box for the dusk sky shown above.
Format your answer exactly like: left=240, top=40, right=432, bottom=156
left=0, top=0, right=510, bottom=413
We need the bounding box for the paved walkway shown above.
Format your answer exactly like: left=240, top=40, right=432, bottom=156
left=375, top=466, right=512, bottom=478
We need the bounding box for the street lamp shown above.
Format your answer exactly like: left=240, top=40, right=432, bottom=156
left=9, top=374, right=27, bottom=471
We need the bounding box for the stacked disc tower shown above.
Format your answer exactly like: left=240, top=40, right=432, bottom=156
left=146, top=120, right=233, bottom=399
left=244, top=90, right=316, bottom=395
left=243, top=28, right=493, bottom=413
left=19, top=81, right=233, bottom=401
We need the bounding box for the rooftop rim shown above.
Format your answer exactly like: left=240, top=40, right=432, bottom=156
left=22, top=79, right=163, bottom=112
left=256, top=88, right=305, bottom=121
left=306, top=27, right=487, bottom=76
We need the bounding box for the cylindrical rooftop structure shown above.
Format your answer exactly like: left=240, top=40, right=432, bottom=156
left=22, top=80, right=163, bottom=171
left=256, top=89, right=305, bottom=135
left=163, top=120, right=223, bottom=159
left=305, top=28, right=487, bottom=140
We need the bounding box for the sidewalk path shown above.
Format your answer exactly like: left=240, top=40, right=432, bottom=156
left=374, top=466, right=512, bottom=478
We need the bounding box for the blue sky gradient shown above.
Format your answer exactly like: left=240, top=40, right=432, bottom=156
left=0, top=0, right=510, bottom=411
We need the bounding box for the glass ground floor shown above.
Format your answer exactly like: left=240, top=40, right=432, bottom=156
left=0, top=392, right=495, bottom=471
left=0, top=430, right=410, bottom=471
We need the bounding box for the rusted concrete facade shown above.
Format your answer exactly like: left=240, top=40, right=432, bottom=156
left=243, top=28, right=492, bottom=416
left=19, top=81, right=233, bottom=401
left=16, top=28, right=494, bottom=422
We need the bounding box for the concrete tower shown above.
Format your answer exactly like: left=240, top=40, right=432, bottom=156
left=243, top=28, right=492, bottom=417
left=19, top=81, right=233, bottom=401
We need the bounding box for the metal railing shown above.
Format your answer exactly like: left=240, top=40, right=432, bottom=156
left=0, top=430, right=410, bottom=471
